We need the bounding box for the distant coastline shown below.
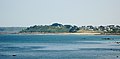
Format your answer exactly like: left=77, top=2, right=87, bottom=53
left=0, top=23, right=120, bottom=35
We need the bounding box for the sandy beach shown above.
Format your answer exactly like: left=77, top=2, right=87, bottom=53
left=18, top=32, right=101, bottom=35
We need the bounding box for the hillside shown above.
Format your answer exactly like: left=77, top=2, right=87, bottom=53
left=20, top=23, right=120, bottom=35
left=20, top=23, right=79, bottom=33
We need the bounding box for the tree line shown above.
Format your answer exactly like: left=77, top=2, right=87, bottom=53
left=20, top=23, right=120, bottom=34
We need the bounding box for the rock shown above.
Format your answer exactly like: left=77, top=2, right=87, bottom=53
left=102, top=38, right=111, bottom=40
left=116, top=42, right=120, bottom=44
left=12, top=55, right=16, bottom=56
left=116, top=56, right=118, bottom=58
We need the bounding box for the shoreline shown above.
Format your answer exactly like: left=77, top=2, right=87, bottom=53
left=14, top=32, right=101, bottom=35
left=18, top=32, right=101, bottom=35
left=17, top=32, right=120, bottom=35
left=1, top=32, right=120, bottom=35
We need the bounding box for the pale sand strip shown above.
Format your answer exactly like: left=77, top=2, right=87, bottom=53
left=19, top=32, right=101, bottom=35
left=60, top=33, right=101, bottom=35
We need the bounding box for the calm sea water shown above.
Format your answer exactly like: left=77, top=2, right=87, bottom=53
left=0, top=34, right=120, bottom=59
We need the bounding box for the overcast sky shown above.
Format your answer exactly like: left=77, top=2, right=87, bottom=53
left=0, top=0, right=120, bottom=27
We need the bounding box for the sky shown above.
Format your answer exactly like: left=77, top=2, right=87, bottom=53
left=0, top=0, right=120, bottom=27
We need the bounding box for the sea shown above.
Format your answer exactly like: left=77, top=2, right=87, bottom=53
left=0, top=34, right=120, bottom=59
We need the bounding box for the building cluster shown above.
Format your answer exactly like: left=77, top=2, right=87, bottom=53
left=80, top=25, right=120, bottom=33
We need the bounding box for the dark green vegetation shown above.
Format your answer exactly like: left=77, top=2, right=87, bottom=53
left=20, top=23, right=79, bottom=33
left=20, top=23, right=120, bottom=34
